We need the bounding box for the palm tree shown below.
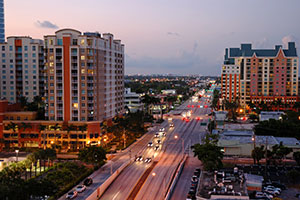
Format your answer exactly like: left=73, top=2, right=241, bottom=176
left=52, top=123, right=60, bottom=149
left=19, top=122, right=32, bottom=148
left=164, top=95, right=177, bottom=112
left=18, top=96, right=28, bottom=110
left=274, top=99, right=283, bottom=111
left=293, top=102, right=300, bottom=112
left=224, top=100, right=239, bottom=121
left=77, top=125, right=87, bottom=150
left=5, top=122, right=17, bottom=149
left=38, top=125, right=47, bottom=149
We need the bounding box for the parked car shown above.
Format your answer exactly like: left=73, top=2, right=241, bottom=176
left=194, top=168, right=201, bottom=177
left=83, top=178, right=93, bottom=186
left=66, top=191, right=78, bottom=199
left=270, top=182, right=286, bottom=190
left=75, top=185, right=86, bottom=193
left=263, top=188, right=280, bottom=196
left=191, top=175, right=198, bottom=182
left=265, top=185, right=281, bottom=192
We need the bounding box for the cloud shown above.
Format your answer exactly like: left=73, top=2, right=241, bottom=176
left=125, top=41, right=219, bottom=75
left=254, top=38, right=270, bottom=48
left=35, top=20, right=59, bottom=29
left=167, top=32, right=180, bottom=37
left=282, top=35, right=300, bottom=49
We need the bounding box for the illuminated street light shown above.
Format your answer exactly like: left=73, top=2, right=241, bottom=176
left=152, top=172, right=156, bottom=177
left=15, top=149, right=19, bottom=162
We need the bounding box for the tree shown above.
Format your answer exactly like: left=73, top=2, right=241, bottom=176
left=192, top=135, right=223, bottom=171
left=251, top=146, right=265, bottom=164
left=38, top=125, right=47, bottom=149
left=5, top=122, right=17, bottom=149
left=293, top=151, right=300, bottom=166
left=78, top=146, right=107, bottom=165
left=224, top=100, right=239, bottom=121
left=192, top=143, right=223, bottom=171
left=268, top=142, right=292, bottom=164
left=287, top=169, right=300, bottom=184
left=211, top=89, right=220, bottom=110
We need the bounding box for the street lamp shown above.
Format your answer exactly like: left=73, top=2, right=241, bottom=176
left=15, top=149, right=19, bottom=162
left=174, top=135, right=185, bottom=154
left=252, top=134, right=256, bottom=149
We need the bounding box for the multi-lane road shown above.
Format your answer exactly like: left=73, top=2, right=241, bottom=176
left=100, top=91, right=212, bottom=200
left=60, top=89, right=213, bottom=200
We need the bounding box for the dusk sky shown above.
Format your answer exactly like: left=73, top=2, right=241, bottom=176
left=5, top=0, right=300, bottom=75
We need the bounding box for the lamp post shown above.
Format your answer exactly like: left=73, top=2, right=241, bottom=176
left=15, top=149, right=19, bottom=162
left=252, top=134, right=256, bottom=149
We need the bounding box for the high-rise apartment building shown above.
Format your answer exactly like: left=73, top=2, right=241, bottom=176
left=0, top=0, right=4, bottom=43
left=0, top=36, right=44, bottom=103
left=44, top=29, right=124, bottom=122
left=222, top=42, right=299, bottom=108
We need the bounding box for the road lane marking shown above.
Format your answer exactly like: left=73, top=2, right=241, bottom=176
left=112, top=191, right=120, bottom=200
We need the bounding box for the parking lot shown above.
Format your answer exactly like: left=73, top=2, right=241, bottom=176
left=237, top=164, right=300, bottom=199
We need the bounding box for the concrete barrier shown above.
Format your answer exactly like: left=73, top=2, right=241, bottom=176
left=85, top=158, right=134, bottom=200
left=164, top=154, right=188, bottom=200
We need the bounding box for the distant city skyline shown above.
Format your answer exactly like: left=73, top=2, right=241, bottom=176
left=5, top=0, right=300, bottom=75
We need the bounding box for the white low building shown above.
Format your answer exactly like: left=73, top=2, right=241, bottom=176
left=125, top=88, right=143, bottom=113
left=259, top=111, right=284, bottom=121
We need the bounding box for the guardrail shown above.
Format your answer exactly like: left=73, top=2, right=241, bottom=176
left=164, top=154, right=188, bottom=200
left=85, top=158, right=134, bottom=200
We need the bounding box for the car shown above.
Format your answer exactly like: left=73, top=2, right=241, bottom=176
left=194, top=168, right=201, bottom=177
left=75, top=185, right=86, bottom=193
left=154, top=145, right=160, bottom=151
left=186, top=193, right=196, bottom=200
left=144, top=157, right=152, bottom=163
left=154, top=133, right=159, bottom=138
left=265, top=185, right=281, bottom=192
left=263, top=188, right=280, bottom=196
left=157, top=140, right=161, bottom=144
left=190, top=181, right=198, bottom=187
left=83, top=178, right=93, bottom=186
left=135, top=156, right=143, bottom=162
left=159, top=128, right=165, bottom=132
left=191, top=175, right=198, bottom=182
left=169, top=123, right=174, bottom=128
left=66, top=191, right=78, bottom=199
left=270, top=182, right=286, bottom=190
left=148, top=142, right=153, bottom=147
left=255, top=192, right=273, bottom=199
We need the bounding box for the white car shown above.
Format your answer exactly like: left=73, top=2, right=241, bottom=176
left=148, top=142, right=153, bottom=147
left=264, top=188, right=280, bottom=196
left=66, top=191, right=78, bottom=199
left=256, top=192, right=273, bottom=199
left=265, top=185, right=281, bottom=192
left=75, top=185, right=86, bottom=193
left=135, top=156, right=143, bottom=162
